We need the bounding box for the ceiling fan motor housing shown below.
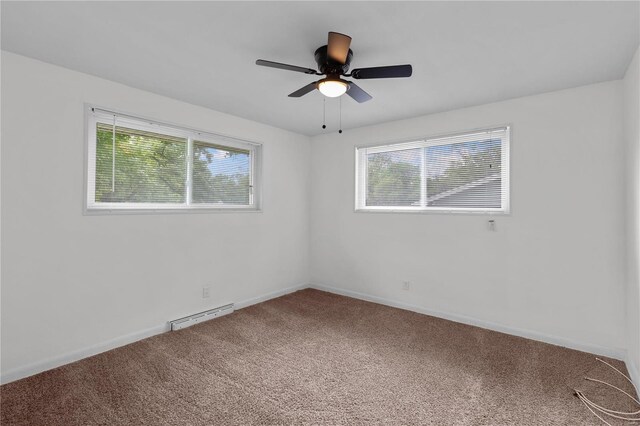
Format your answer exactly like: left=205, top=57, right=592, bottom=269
left=314, top=45, right=353, bottom=75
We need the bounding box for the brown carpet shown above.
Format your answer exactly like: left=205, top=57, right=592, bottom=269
left=1, top=289, right=638, bottom=425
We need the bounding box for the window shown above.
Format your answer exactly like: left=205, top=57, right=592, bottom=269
left=86, top=108, right=261, bottom=212
left=355, top=126, right=510, bottom=213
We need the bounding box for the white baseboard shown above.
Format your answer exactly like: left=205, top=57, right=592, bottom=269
left=2, top=282, right=626, bottom=386
left=0, top=283, right=308, bottom=385
left=626, top=355, right=640, bottom=394
left=234, top=283, right=307, bottom=310
left=0, top=323, right=170, bottom=385
left=310, top=284, right=627, bottom=361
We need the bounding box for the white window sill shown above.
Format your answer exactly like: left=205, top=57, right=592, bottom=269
left=354, top=208, right=510, bottom=216
left=84, top=206, right=262, bottom=215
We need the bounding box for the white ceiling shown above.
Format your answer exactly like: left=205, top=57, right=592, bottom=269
left=2, top=1, right=638, bottom=136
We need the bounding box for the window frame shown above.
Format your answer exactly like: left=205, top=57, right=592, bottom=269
left=84, top=106, right=262, bottom=214
left=354, top=125, right=511, bottom=215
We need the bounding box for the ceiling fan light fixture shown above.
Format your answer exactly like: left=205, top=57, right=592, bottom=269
left=317, top=78, right=348, bottom=98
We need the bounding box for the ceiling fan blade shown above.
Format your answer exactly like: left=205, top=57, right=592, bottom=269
left=346, top=82, right=372, bottom=103
left=256, top=59, right=317, bottom=75
left=327, top=32, right=352, bottom=64
left=351, top=64, right=413, bottom=79
left=288, top=81, right=318, bottom=98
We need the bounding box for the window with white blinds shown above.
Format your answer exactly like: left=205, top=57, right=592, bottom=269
left=86, top=108, right=261, bottom=212
left=355, top=126, right=510, bottom=213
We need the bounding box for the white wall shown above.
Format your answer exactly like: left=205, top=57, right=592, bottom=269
left=2, top=50, right=634, bottom=385
left=0, top=52, right=311, bottom=382
left=624, top=46, right=640, bottom=385
left=310, top=81, right=627, bottom=358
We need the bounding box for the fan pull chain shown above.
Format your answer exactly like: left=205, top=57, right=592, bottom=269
left=322, top=97, right=326, bottom=129
left=339, top=97, right=343, bottom=134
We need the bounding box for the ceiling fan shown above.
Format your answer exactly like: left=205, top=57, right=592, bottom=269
left=256, top=32, right=412, bottom=103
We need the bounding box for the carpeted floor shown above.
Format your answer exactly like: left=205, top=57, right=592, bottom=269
left=1, top=289, right=637, bottom=425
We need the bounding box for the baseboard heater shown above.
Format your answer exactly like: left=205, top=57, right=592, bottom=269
left=169, top=303, right=234, bottom=331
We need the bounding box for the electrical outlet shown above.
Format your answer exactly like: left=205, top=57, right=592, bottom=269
left=402, top=281, right=411, bottom=291
left=202, top=287, right=210, bottom=298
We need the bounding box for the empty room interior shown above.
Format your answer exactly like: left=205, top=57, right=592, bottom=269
left=2, top=1, right=640, bottom=425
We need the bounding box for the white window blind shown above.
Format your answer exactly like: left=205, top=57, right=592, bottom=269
left=356, top=126, right=510, bottom=213
left=86, top=108, right=261, bottom=212
left=192, top=142, right=251, bottom=205
left=94, top=123, right=187, bottom=204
